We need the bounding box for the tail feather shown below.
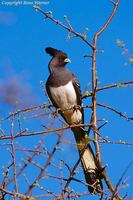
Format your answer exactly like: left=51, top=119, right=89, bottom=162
left=71, top=127, right=103, bottom=194
left=85, top=171, right=103, bottom=193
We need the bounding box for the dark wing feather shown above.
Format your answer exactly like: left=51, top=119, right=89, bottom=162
left=72, top=74, right=84, bottom=123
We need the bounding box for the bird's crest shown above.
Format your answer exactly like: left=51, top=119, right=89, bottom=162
left=45, top=47, right=67, bottom=58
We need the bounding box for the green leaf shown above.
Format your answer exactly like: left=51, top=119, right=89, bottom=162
left=116, top=39, right=125, bottom=48
left=28, top=198, right=35, bottom=200
left=85, top=27, right=89, bottom=31
left=66, top=35, right=71, bottom=40
left=116, top=83, right=123, bottom=88
left=129, top=57, right=133, bottom=65
left=15, top=100, right=19, bottom=106
left=48, top=11, right=52, bottom=15
left=40, top=80, right=43, bottom=84
left=85, top=91, right=90, bottom=97
left=25, top=128, right=29, bottom=132
left=33, top=5, right=39, bottom=10
left=83, top=35, right=87, bottom=40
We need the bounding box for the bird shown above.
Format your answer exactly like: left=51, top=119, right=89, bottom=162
left=45, top=47, right=103, bottom=194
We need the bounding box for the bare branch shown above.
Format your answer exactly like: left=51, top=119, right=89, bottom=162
left=111, top=160, right=133, bottom=199
left=24, top=134, right=62, bottom=195
left=97, top=81, right=133, bottom=92
left=90, top=0, right=121, bottom=198
left=97, top=102, right=133, bottom=122
left=10, top=115, right=18, bottom=193
left=0, top=123, right=92, bottom=141
left=33, top=6, right=94, bottom=49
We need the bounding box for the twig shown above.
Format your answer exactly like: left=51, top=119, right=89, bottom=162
left=0, top=186, right=27, bottom=199
left=0, top=123, right=92, bottom=141
left=101, top=139, right=133, bottom=146
left=5, top=104, right=53, bottom=120
left=24, top=134, right=62, bottom=195
left=97, top=102, right=133, bottom=122
left=111, top=160, right=133, bottom=199
left=10, top=115, right=18, bottom=193
left=33, top=6, right=94, bottom=49
left=82, top=81, right=133, bottom=99
left=60, top=145, right=88, bottom=198
left=94, top=0, right=120, bottom=38
left=0, top=127, right=5, bottom=136
left=6, top=136, right=45, bottom=187
left=97, top=81, right=133, bottom=93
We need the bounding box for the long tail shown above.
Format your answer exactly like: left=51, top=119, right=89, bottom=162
left=71, top=127, right=103, bottom=194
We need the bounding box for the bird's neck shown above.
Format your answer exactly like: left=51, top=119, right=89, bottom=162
left=48, top=64, right=63, bottom=74
left=48, top=57, right=65, bottom=74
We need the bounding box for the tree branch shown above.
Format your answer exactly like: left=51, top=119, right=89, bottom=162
left=91, top=0, right=121, bottom=198
left=33, top=6, right=94, bottom=49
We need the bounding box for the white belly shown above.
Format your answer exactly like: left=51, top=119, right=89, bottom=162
left=49, top=81, right=82, bottom=124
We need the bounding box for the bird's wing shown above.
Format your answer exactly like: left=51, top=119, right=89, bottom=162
left=72, top=74, right=84, bottom=123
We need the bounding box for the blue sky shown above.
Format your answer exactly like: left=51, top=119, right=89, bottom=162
left=0, top=0, right=133, bottom=199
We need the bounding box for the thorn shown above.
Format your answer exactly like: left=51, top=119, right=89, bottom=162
left=83, top=55, right=93, bottom=58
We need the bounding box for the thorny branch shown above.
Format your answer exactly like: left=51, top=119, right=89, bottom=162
left=90, top=0, right=121, bottom=198
left=33, top=6, right=94, bottom=49
left=10, top=115, right=18, bottom=194
left=97, top=102, right=133, bottom=122
left=82, top=81, right=133, bottom=98
left=24, top=133, right=63, bottom=196
left=0, top=100, right=132, bottom=199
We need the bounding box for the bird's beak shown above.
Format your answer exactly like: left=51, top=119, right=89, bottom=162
left=64, top=58, right=71, bottom=63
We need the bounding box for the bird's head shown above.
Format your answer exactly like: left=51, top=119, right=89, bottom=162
left=45, top=47, right=71, bottom=66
